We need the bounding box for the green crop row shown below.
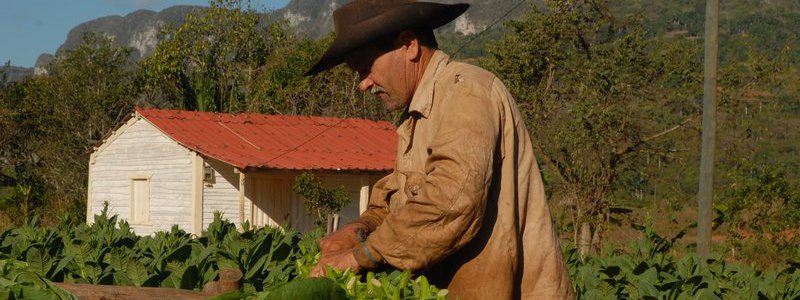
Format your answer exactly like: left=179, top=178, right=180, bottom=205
left=0, top=205, right=445, bottom=299
left=0, top=205, right=798, bottom=299
left=568, top=224, right=800, bottom=299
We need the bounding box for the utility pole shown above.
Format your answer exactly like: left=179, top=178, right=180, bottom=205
left=698, top=0, right=719, bottom=259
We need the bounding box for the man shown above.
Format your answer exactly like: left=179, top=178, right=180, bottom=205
left=305, top=0, right=573, bottom=299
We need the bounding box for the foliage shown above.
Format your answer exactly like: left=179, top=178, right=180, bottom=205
left=0, top=206, right=446, bottom=299
left=722, top=162, right=799, bottom=233
left=0, top=0, right=393, bottom=227
left=292, top=172, right=351, bottom=231
left=138, top=0, right=271, bottom=112
left=137, top=0, right=391, bottom=120
left=2, top=209, right=800, bottom=299
left=484, top=0, right=702, bottom=253
left=248, top=277, right=347, bottom=300
left=569, top=223, right=800, bottom=299
left=0, top=0, right=798, bottom=271
left=715, top=161, right=800, bottom=268
left=0, top=259, right=78, bottom=299
left=324, top=269, right=447, bottom=300
left=608, top=0, right=800, bottom=62
left=0, top=33, right=136, bottom=225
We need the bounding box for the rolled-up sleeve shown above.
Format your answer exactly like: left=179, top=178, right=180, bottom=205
left=353, top=83, right=501, bottom=271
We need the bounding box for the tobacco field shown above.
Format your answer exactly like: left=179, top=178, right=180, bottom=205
left=0, top=207, right=446, bottom=300
left=0, top=207, right=797, bottom=299
left=2, top=1, right=799, bottom=298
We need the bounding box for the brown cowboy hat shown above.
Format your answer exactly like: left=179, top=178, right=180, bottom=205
left=304, top=0, right=469, bottom=76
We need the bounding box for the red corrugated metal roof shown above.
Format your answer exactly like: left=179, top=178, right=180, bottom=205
left=135, top=107, right=397, bottom=171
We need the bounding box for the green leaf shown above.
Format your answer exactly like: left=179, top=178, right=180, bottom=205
left=52, top=253, right=74, bottom=279
left=261, top=278, right=346, bottom=300
left=180, top=265, right=199, bottom=290
left=637, top=283, right=659, bottom=298
left=209, top=290, right=250, bottom=300
left=126, top=260, right=149, bottom=287
left=113, top=271, right=134, bottom=286
left=25, top=248, right=49, bottom=277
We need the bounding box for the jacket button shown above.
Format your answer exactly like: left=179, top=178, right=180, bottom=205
left=410, top=185, right=421, bottom=196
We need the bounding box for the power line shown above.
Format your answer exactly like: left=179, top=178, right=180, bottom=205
left=452, top=0, right=529, bottom=58
left=263, top=117, right=348, bottom=166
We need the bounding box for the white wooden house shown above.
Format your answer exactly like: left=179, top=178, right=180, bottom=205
left=87, top=107, right=397, bottom=235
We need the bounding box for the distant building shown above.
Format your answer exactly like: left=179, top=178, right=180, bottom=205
left=87, top=107, right=396, bottom=235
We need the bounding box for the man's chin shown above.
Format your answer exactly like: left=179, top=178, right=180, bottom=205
left=380, top=96, right=409, bottom=112
left=382, top=102, right=407, bottom=112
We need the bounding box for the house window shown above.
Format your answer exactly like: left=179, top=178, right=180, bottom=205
left=131, top=178, right=150, bottom=224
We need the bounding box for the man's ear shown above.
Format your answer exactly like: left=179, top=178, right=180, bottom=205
left=398, top=30, right=421, bottom=62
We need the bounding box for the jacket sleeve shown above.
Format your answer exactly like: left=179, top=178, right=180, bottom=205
left=353, top=81, right=502, bottom=271
left=351, top=172, right=398, bottom=231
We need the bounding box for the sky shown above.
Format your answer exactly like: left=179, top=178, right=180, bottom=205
left=0, top=0, right=290, bottom=68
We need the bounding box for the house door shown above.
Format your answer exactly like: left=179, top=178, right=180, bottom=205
left=249, top=176, right=291, bottom=228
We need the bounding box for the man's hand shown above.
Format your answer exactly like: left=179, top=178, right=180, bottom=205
left=310, top=223, right=369, bottom=277
left=319, top=223, right=368, bottom=254
left=309, top=249, right=361, bottom=277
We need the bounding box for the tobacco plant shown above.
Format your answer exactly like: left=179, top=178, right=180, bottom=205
left=2, top=205, right=799, bottom=299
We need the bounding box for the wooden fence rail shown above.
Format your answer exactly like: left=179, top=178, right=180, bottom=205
left=53, top=269, right=242, bottom=300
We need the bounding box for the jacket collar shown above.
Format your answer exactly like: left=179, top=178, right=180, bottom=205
left=408, top=50, right=449, bottom=119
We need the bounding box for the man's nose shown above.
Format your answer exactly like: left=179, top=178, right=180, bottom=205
left=358, top=77, right=374, bottom=93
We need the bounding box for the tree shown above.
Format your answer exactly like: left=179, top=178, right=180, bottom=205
left=0, top=33, right=136, bottom=225
left=484, top=0, right=702, bottom=256
left=250, top=33, right=392, bottom=120
left=138, top=0, right=271, bottom=112
left=138, top=0, right=393, bottom=121
left=291, top=172, right=350, bottom=233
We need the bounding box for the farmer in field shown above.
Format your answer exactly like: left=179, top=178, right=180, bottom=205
left=305, top=0, right=573, bottom=298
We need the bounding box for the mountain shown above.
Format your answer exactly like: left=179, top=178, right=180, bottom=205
left=0, top=65, right=33, bottom=84
left=33, top=0, right=527, bottom=71
left=58, top=5, right=200, bottom=60
left=32, top=5, right=202, bottom=73
left=275, top=0, right=529, bottom=38
left=28, top=0, right=800, bottom=72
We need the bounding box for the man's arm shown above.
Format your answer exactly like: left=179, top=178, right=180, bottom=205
left=316, top=173, right=397, bottom=254
left=353, top=84, right=502, bottom=271
left=351, top=172, right=398, bottom=231
left=309, top=173, right=398, bottom=277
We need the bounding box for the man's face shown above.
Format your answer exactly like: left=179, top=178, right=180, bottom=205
left=345, top=41, right=415, bottom=111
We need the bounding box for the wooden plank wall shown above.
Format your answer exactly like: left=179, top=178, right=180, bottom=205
left=90, top=118, right=193, bottom=235
left=202, top=158, right=246, bottom=228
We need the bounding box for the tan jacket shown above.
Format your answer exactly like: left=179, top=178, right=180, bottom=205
left=352, top=51, right=574, bottom=299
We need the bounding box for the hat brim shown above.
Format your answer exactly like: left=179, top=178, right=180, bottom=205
left=304, top=2, right=470, bottom=76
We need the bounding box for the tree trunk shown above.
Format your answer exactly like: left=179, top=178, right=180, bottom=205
left=22, top=186, right=30, bottom=221
left=572, top=211, right=579, bottom=254
left=591, top=225, right=602, bottom=255
left=579, top=222, right=592, bottom=259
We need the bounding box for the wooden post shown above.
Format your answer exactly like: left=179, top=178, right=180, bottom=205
left=332, top=214, right=340, bottom=231
left=698, top=0, right=719, bottom=259
left=359, top=175, right=370, bottom=215
left=87, top=154, right=95, bottom=224
left=191, top=153, right=204, bottom=236
left=239, top=170, right=246, bottom=230
left=202, top=268, right=244, bottom=295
